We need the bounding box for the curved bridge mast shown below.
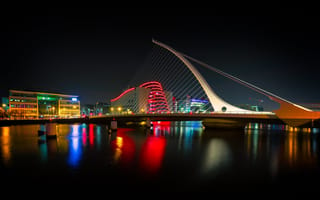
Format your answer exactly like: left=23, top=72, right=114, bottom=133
left=152, top=39, right=252, bottom=113
left=152, top=39, right=320, bottom=127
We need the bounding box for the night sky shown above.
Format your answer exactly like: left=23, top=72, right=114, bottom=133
left=1, top=7, right=320, bottom=106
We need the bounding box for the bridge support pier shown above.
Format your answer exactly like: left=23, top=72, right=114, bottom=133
left=146, top=118, right=152, bottom=128
left=110, top=120, right=117, bottom=131
left=45, top=122, right=58, bottom=139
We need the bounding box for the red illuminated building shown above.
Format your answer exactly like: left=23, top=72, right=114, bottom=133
left=110, top=81, right=172, bottom=114
left=139, top=81, right=170, bottom=113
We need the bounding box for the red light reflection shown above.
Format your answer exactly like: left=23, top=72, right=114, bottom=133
left=110, top=128, right=136, bottom=167
left=89, top=124, right=94, bottom=147
left=139, top=136, right=166, bottom=175
left=153, top=121, right=171, bottom=136
left=82, top=127, right=87, bottom=146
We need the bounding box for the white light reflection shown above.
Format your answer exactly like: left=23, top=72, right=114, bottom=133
left=71, top=124, right=80, bottom=137
left=201, top=139, right=232, bottom=176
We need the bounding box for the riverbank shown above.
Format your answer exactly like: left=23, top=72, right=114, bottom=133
left=0, top=118, right=86, bottom=126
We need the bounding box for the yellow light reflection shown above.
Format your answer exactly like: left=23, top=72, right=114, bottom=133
left=246, top=129, right=252, bottom=155
left=283, top=131, right=317, bottom=168
left=287, top=132, right=294, bottom=166
left=2, top=127, right=9, bottom=137
left=1, top=127, right=11, bottom=166
left=113, top=137, right=123, bottom=163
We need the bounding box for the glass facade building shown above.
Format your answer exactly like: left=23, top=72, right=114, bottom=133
left=8, top=90, right=80, bottom=119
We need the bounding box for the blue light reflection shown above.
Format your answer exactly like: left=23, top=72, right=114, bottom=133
left=68, top=124, right=83, bottom=167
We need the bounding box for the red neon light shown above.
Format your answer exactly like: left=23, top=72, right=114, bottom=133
left=139, top=81, right=162, bottom=88
left=110, top=87, right=135, bottom=102
left=139, top=81, right=170, bottom=113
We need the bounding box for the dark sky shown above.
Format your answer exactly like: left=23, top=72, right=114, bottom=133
left=1, top=7, right=320, bottom=105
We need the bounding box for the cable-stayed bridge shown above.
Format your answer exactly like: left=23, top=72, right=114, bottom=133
left=103, top=39, right=320, bottom=129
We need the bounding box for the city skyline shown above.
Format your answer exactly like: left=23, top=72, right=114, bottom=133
left=1, top=7, right=320, bottom=106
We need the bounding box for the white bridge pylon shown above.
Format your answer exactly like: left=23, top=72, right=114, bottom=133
left=152, top=39, right=269, bottom=114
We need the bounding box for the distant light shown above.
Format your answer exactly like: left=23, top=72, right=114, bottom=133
left=2, top=104, right=6, bottom=107
left=72, top=98, right=77, bottom=101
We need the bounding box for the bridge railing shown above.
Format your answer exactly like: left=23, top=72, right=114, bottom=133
left=89, top=111, right=275, bottom=119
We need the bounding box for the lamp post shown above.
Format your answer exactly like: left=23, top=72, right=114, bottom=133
left=110, top=107, right=114, bottom=114
left=117, top=107, right=122, bottom=114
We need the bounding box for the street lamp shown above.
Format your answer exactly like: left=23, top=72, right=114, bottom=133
left=110, top=107, right=114, bottom=114
left=117, top=107, right=122, bottom=113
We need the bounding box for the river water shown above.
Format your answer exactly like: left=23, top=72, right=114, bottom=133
left=0, top=121, right=319, bottom=196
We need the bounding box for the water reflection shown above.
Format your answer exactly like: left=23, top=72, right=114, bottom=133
left=201, top=139, right=231, bottom=176
left=142, top=121, right=203, bottom=176
left=38, top=137, right=58, bottom=163
left=107, top=121, right=204, bottom=177
left=282, top=132, right=318, bottom=168
left=89, top=124, right=94, bottom=147
left=81, top=124, right=87, bottom=147
left=245, top=128, right=263, bottom=161
left=2, top=122, right=320, bottom=190
left=0, top=127, right=11, bottom=166
left=153, top=121, right=203, bottom=153
left=139, top=136, right=166, bottom=175
left=244, top=127, right=319, bottom=176
left=96, top=125, right=102, bottom=150
left=153, top=121, right=171, bottom=136
left=67, top=124, right=93, bottom=168
left=71, top=124, right=80, bottom=137
left=110, top=128, right=136, bottom=168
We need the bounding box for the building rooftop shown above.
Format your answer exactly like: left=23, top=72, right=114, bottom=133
left=9, top=89, right=79, bottom=98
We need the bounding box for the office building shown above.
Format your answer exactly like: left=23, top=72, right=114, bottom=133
left=8, top=89, right=80, bottom=119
